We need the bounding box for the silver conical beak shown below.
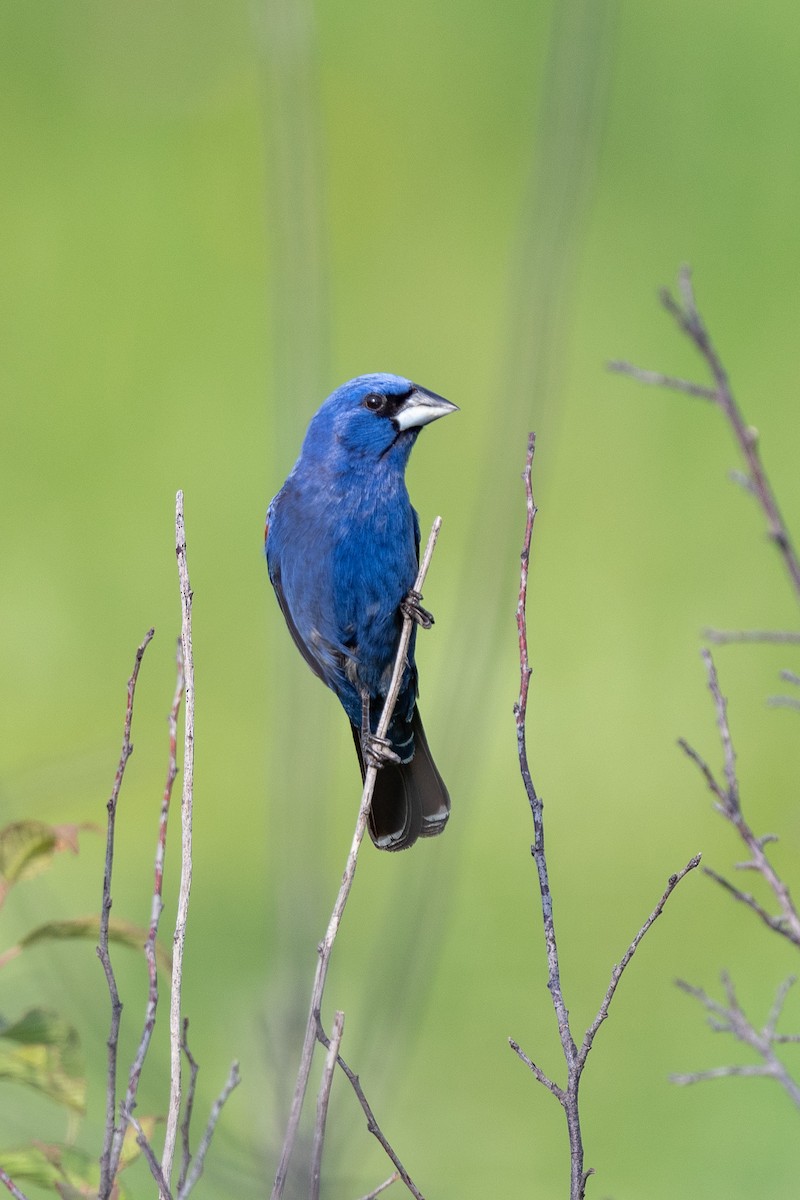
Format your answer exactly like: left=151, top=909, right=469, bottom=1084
left=394, top=385, right=459, bottom=432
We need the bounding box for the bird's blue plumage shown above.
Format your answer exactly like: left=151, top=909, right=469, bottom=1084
left=265, top=373, right=456, bottom=850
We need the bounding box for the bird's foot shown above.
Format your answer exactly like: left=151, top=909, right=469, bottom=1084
left=362, top=731, right=402, bottom=769
left=401, top=589, right=434, bottom=629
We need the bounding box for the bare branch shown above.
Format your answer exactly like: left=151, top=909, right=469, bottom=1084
left=703, top=629, right=800, bottom=645
left=677, top=738, right=728, bottom=808
left=511, top=433, right=698, bottom=1199
left=98, top=627, right=155, bottom=1200
left=271, top=519, right=443, bottom=1200
left=702, top=649, right=739, bottom=811
left=508, top=1038, right=564, bottom=1100
left=310, top=1011, right=344, bottom=1200
left=354, top=1174, right=400, bottom=1200
left=702, top=867, right=799, bottom=948
left=580, top=855, right=702, bottom=1062
left=612, top=266, right=800, bottom=600
left=0, top=1168, right=30, bottom=1200
left=129, top=1113, right=174, bottom=1199
left=320, top=1038, right=425, bottom=1200
left=112, top=640, right=184, bottom=1182
left=672, top=975, right=800, bottom=1108
left=607, top=361, right=717, bottom=401
left=163, top=491, right=196, bottom=1194
left=178, top=1017, right=200, bottom=1194
left=682, top=649, right=800, bottom=947
left=176, top=1059, right=241, bottom=1199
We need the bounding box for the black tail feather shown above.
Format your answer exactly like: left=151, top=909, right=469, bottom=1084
left=350, top=707, right=450, bottom=851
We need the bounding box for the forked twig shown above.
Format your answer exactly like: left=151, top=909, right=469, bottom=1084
left=679, top=649, right=800, bottom=948
left=98, top=627, right=155, bottom=1199
left=270, top=519, right=443, bottom=1200
left=610, top=265, right=800, bottom=601
left=114, top=641, right=184, bottom=1180
left=672, top=974, right=800, bottom=1108
left=510, top=432, right=699, bottom=1199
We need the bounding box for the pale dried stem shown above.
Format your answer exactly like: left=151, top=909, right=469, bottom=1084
left=270, top=519, right=442, bottom=1200
left=310, top=1010, right=344, bottom=1200
left=162, top=491, right=196, bottom=1195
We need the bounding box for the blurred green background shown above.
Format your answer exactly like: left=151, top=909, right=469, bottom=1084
left=2, top=1, right=800, bottom=1196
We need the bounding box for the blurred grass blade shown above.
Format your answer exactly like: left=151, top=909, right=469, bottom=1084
left=0, top=916, right=172, bottom=972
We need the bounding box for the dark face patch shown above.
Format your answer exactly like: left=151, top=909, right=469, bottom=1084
left=361, top=388, right=414, bottom=421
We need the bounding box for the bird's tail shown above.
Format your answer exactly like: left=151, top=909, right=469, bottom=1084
left=350, top=707, right=450, bottom=851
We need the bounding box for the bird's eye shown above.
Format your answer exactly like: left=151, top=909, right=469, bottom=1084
left=363, top=392, right=384, bottom=412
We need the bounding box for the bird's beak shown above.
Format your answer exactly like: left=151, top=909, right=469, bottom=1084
left=394, top=386, right=459, bottom=432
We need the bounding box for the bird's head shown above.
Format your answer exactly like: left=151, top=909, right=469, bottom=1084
left=304, top=373, right=458, bottom=468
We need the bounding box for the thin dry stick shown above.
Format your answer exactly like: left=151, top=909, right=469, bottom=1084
left=176, top=1059, right=241, bottom=1200
left=510, top=433, right=699, bottom=1199
left=671, top=974, right=800, bottom=1108
left=0, top=1168, right=29, bottom=1200
left=315, top=1035, right=424, bottom=1200
left=270, top=517, right=442, bottom=1200
left=163, top=491, right=196, bottom=1195
left=310, top=1010, right=345, bottom=1200
left=355, top=1174, right=401, bottom=1200
left=704, top=628, right=800, bottom=645
left=98, top=627, right=155, bottom=1200
left=114, top=641, right=184, bottom=1179
left=178, top=1018, right=200, bottom=1195
left=679, top=649, right=800, bottom=948
left=129, top=1114, right=174, bottom=1200
left=609, top=265, right=800, bottom=601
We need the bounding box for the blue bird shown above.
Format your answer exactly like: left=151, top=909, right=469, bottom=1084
left=265, top=373, right=457, bottom=851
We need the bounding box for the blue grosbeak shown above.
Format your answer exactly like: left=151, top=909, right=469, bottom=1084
left=265, top=373, right=457, bottom=850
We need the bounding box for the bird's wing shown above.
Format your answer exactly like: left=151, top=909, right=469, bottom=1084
left=268, top=560, right=327, bottom=683
left=412, top=505, right=421, bottom=566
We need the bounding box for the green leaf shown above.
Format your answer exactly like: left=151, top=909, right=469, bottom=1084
left=0, top=1140, right=139, bottom=1199
left=0, top=915, right=172, bottom=973
left=0, top=821, right=96, bottom=908
left=0, top=1008, right=85, bottom=1113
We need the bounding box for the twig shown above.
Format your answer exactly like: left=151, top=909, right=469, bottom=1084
left=310, top=1011, right=344, bottom=1200
left=679, top=649, right=800, bottom=948
left=178, top=1017, right=200, bottom=1195
left=163, top=491, right=196, bottom=1195
left=0, top=1168, right=30, bottom=1200
left=112, top=640, right=184, bottom=1181
left=355, top=1173, right=401, bottom=1200
left=703, top=628, right=800, bottom=645
left=510, top=433, right=699, bottom=1199
left=580, top=854, right=702, bottom=1061
left=671, top=974, right=800, bottom=1108
left=316, top=1038, right=424, bottom=1200
left=610, top=265, right=800, bottom=601
left=129, top=1114, right=174, bottom=1200
left=176, top=1059, right=241, bottom=1200
left=98, top=628, right=155, bottom=1199
left=270, top=518, right=442, bottom=1200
